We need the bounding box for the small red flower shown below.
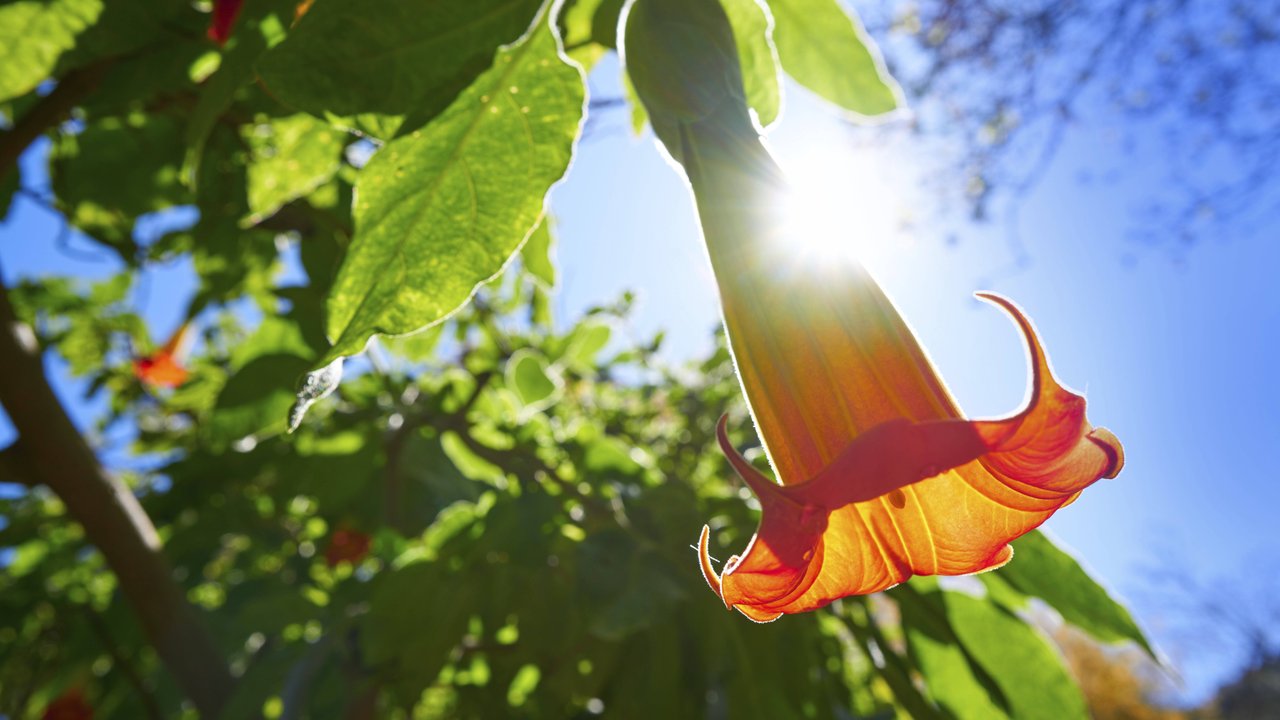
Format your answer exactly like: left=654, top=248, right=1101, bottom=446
left=207, top=0, right=245, bottom=46
left=133, top=322, right=193, bottom=389
left=42, top=688, right=93, bottom=720
left=325, top=527, right=372, bottom=568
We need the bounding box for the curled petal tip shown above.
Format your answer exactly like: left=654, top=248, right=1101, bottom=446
left=716, top=415, right=789, bottom=500
left=697, top=525, right=724, bottom=600
left=973, top=291, right=1024, bottom=318
left=1088, top=427, right=1125, bottom=478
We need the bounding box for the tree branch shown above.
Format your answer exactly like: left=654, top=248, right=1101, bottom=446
left=0, top=440, right=38, bottom=486
left=0, top=277, right=235, bottom=716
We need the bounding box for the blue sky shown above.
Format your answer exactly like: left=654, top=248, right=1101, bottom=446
left=2, top=47, right=1276, bottom=705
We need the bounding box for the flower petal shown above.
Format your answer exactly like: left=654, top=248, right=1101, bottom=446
left=707, top=294, right=1123, bottom=618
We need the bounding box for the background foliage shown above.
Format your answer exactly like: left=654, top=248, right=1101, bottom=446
left=0, top=0, right=1161, bottom=717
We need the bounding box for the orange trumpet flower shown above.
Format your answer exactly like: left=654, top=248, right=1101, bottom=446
left=697, top=257, right=1123, bottom=621
left=133, top=322, right=194, bottom=389
left=618, top=0, right=1123, bottom=622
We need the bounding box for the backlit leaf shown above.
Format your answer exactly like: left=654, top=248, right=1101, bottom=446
left=0, top=0, right=101, bottom=103
left=984, top=530, right=1155, bottom=657
left=766, top=0, right=901, bottom=116
left=895, top=583, right=1011, bottom=720
left=322, top=13, right=584, bottom=362
left=560, top=318, right=611, bottom=371
left=945, top=590, right=1089, bottom=720
left=505, top=348, right=563, bottom=415
left=722, top=0, right=782, bottom=127
left=256, top=0, right=544, bottom=138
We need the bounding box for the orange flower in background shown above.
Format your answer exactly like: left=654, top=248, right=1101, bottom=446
left=325, top=526, right=372, bottom=568
left=698, top=246, right=1123, bottom=622
left=133, top=321, right=193, bottom=389
left=41, top=688, right=93, bottom=720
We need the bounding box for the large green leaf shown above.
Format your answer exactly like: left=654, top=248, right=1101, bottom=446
left=945, top=590, right=1089, bottom=720
left=766, top=0, right=901, bottom=116
left=0, top=0, right=102, bottom=103
left=256, top=0, right=544, bottom=138
left=722, top=0, right=781, bottom=127
left=985, top=530, right=1155, bottom=656
left=322, top=13, right=584, bottom=361
left=894, top=583, right=1011, bottom=720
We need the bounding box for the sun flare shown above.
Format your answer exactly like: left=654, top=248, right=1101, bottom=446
left=775, top=141, right=916, bottom=273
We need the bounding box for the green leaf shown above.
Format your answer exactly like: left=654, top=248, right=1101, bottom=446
left=401, top=433, right=482, bottom=513
left=505, top=348, right=563, bottom=416
left=322, top=13, right=584, bottom=362
left=560, top=318, right=611, bottom=371
left=521, top=217, right=557, bottom=288
left=209, top=354, right=314, bottom=445
left=50, top=114, right=190, bottom=259
left=228, top=315, right=315, bottom=371
left=589, top=0, right=625, bottom=48
left=894, top=583, right=1011, bottom=720
left=985, top=530, right=1155, bottom=656
left=766, top=0, right=901, bottom=116
left=243, top=113, right=347, bottom=226
left=555, top=0, right=619, bottom=69
left=575, top=530, right=685, bottom=641
left=188, top=125, right=281, bottom=305
left=0, top=0, right=102, bottom=103
left=183, top=0, right=293, bottom=185
left=506, top=664, right=541, bottom=707
left=944, top=590, right=1089, bottom=720
left=722, top=0, right=781, bottom=127
left=57, top=0, right=201, bottom=76
left=441, top=431, right=508, bottom=485
left=255, top=0, right=545, bottom=138
left=363, top=562, right=474, bottom=700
